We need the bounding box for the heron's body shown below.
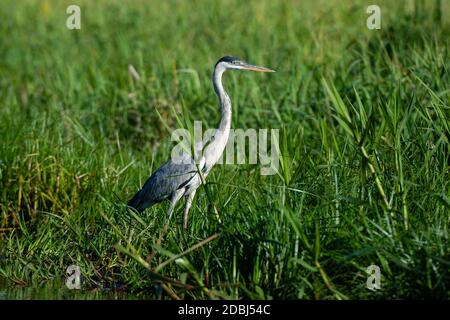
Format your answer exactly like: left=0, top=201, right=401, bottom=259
left=128, top=56, right=274, bottom=228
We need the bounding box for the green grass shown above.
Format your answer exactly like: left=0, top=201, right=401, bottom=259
left=0, top=0, right=449, bottom=299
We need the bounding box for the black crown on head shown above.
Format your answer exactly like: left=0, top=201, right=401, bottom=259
left=216, top=56, right=241, bottom=66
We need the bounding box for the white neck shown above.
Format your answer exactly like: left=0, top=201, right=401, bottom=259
left=204, top=63, right=232, bottom=170
left=213, top=63, right=232, bottom=130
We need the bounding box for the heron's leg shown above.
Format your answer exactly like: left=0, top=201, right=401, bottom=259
left=183, top=189, right=197, bottom=229
left=166, top=189, right=184, bottom=222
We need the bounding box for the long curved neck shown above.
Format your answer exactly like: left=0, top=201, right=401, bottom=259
left=213, top=65, right=232, bottom=133
left=201, top=64, right=232, bottom=169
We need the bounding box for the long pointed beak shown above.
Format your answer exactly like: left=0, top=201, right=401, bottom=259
left=242, top=63, right=275, bottom=73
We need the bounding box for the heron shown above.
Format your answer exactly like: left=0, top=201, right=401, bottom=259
left=128, top=56, right=275, bottom=228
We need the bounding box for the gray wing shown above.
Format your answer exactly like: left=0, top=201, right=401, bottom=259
left=128, top=153, right=203, bottom=212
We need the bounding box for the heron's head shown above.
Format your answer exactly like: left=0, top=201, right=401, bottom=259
left=215, top=56, right=275, bottom=73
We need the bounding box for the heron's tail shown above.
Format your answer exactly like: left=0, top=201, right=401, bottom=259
left=127, top=190, right=146, bottom=213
